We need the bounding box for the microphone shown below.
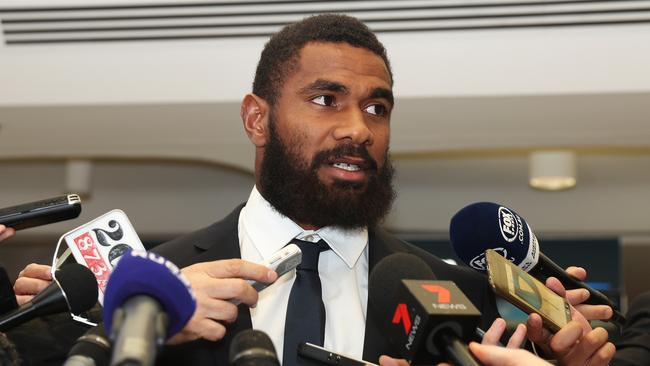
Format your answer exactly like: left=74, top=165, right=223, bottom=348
left=0, top=266, right=18, bottom=315
left=368, top=253, right=480, bottom=366
left=449, top=201, right=624, bottom=325
left=102, top=251, right=196, bottom=366
left=229, top=329, right=279, bottom=366
left=0, top=263, right=98, bottom=332
left=63, top=325, right=111, bottom=366
left=0, top=194, right=82, bottom=230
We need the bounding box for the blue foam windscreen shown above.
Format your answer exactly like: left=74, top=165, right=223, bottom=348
left=102, top=251, right=196, bottom=337
left=449, top=202, right=539, bottom=273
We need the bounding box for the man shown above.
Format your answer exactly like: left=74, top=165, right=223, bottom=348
left=13, top=14, right=614, bottom=366
left=148, top=14, right=614, bottom=366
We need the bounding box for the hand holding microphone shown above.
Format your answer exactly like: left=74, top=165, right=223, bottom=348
left=449, top=202, right=616, bottom=365
left=102, top=251, right=196, bottom=366
left=0, top=263, right=97, bottom=332
left=167, top=259, right=277, bottom=345
left=63, top=250, right=201, bottom=366
left=449, top=202, right=621, bottom=325
left=13, top=263, right=53, bottom=306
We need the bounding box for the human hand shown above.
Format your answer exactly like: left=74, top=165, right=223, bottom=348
left=468, top=342, right=552, bottom=366
left=167, top=258, right=277, bottom=344
left=526, top=275, right=615, bottom=366
left=0, top=225, right=15, bottom=242
left=481, top=317, right=527, bottom=348
left=563, top=266, right=613, bottom=321
left=380, top=318, right=528, bottom=366
left=377, top=355, right=409, bottom=366
left=13, top=263, right=52, bottom=305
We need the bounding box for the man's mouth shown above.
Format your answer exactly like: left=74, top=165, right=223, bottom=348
left=319, top=156, right=374, bottom=183
left=332, top=162, right=361, bottom=172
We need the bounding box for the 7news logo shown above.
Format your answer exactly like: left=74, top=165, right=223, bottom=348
left=392, top=284, right=453, bottom=334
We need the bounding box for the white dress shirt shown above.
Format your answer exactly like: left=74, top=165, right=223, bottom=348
left=238, top=186, right=369, bottom=363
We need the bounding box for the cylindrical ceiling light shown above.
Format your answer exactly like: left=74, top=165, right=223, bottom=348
left=529, top=150, right=576, bottom=191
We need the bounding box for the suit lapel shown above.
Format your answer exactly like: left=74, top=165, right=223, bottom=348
left=176, top=209, right=400, bottom=364
left=362, top=227, right=402, bottom=362
left=192, top=204, right=254, bottom=366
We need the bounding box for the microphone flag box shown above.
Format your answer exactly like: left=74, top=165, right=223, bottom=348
left=63, top=210, right=146, bottom=304
left=389, top=280, right=481, bottom=364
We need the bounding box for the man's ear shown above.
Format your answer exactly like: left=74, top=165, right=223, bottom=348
left=241, top=93, right=270, bottom=147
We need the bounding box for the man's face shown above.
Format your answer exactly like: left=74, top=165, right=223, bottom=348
left=259, top=42, right=395, bottom=229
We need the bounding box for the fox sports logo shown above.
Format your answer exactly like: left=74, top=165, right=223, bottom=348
left=498, top=206, right=519, bottom=243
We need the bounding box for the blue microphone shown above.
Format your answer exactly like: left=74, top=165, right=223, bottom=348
left=449, top=202, right=624, bottom=325
left=103, top=251, right=196, bottom=366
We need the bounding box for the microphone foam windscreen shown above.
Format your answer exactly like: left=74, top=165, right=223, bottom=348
left=67, top=325, right=111, bottom=366
left=449, top=202, right=539, bottom=273
left=102, top=251, right=196, bottom=337
left=229, top=329, right=278, bottom=366
left=368, top=253, right=435, bottom=324
left=0, top=266, right=18, bottom=314
left=56, top=263, right=98, bottom=314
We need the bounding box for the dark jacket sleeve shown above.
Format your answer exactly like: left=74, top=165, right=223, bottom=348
left=611, top=292, right=650, bottom=366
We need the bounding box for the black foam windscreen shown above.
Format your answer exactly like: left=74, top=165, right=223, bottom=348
left=56, top=263, right=98, bottom=314
left=66, top=325, right=111, bottom=366
left=368, top=253, right=435, bottom=324
left=0, top=266, right=18, bottom=315
left=229, top=329, right=279, bottom=366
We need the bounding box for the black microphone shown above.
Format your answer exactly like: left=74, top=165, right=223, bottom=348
left=0, top=263, right=98, bottom=332
left=449, top=201, right=624, bottom=325
left=0, top=266, right=18, bottom=315
left=368, top=253, right=480, bottom=366
left=229, top=329, right=279, bottom=366
left=0, top=194, right=82, bottom=230
left=63, top=325, right=111, bottom=366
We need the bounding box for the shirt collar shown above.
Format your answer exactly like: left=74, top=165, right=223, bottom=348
left=240, top=186, right=368, bottom=269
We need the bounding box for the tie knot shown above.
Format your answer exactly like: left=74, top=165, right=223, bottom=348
left=291, top=239, right=329, bottom=272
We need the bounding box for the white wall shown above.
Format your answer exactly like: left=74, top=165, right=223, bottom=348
left=1, top=154, right=648, bottom=237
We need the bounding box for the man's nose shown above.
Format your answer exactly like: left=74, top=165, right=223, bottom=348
left=332, top=108, right=373, bottom=146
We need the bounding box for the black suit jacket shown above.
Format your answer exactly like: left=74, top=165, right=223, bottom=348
left=153, top=204, right=500, bottom=365
left=611, top=291, right=650, bottom=366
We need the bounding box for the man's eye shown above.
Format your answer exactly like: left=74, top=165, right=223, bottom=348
left=365, top=104, right=387, bottom=116
left=311, top=95, right=335, bottom=106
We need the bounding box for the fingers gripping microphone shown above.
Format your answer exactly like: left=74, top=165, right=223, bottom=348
left=229, top=329, right=280, bottom=366
left=369, top=253, right=480, bottom=366
left=102, top=251, right=196, bottom=366
left=449, top=202, right=624, bottom=325
left=0, top=263, right=98, bottom=332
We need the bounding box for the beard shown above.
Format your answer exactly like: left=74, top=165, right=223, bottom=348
left=258, top=114, right=396, bottom=229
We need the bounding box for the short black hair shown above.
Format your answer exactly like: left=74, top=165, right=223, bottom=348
left=252, top=14, right=393, bottom=105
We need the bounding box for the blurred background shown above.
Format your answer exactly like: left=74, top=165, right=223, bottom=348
left=1, top=0, right=649, bottom=319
